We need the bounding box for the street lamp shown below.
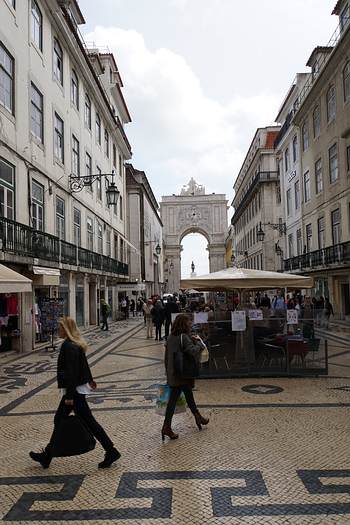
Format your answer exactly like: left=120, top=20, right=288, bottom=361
left=69, top=169, right=120, bottom=207
left=257, top=221, right=287, bottom=242
left=144, top=240, right=161, bottom=255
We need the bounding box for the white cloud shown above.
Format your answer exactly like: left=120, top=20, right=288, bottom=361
left=85, top=26, right=280, bottom=202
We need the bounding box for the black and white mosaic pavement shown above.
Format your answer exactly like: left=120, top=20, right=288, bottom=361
left=1, top=320, right=350, bottom=523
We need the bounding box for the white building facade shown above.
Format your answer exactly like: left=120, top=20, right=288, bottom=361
left=274, top=73, right=310, bottom=261
left=126, top=164, right=163, bottom=299
left=0, top=0, right=132, bottom=350
left=231, top=127, right=282, bottom=271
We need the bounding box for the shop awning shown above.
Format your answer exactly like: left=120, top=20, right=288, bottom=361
left=33, top=266, right=60, bottom=286
left=0, top=264, right=32, bottom=293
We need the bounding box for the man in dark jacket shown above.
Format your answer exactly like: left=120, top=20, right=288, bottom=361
left=164, top=297, right=180, bottom=339
left=100, top=299, right=110, bottom=331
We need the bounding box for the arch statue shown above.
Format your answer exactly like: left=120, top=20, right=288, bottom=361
left=160, top=179, right=228, bottom=292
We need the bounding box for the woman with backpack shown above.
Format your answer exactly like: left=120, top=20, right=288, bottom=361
left=29, top=317, right=120, bottom=469
left=162, top=313, right=209, bottom=441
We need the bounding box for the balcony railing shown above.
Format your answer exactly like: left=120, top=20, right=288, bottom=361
left=283, top=241, right=350, bottom=272
left=231, top=171, right=279, bottom=225
left=0, top=218, right=128, bottom=276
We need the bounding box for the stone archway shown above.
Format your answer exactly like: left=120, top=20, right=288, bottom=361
left=160, top=178, right=228, bottom=292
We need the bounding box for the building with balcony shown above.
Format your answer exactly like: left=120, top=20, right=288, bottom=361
left=274, top=73, right=310, bottom=262
left=0, top=0, right=132, bottom=350
left=126, top=163, right=163, bottom=298
left=231, top=126, right=282, bottom=271
left=284, top=1, right=350, bottom=318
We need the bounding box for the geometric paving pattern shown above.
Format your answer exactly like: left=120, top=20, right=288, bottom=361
left=1, top=319, right=350, bottom=523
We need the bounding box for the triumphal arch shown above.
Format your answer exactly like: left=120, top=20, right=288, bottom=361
left=160, top=178, right=228, bottom=292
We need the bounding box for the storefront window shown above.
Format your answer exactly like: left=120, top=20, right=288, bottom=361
left=87, top=217, right=93, bottom=251
left=73, top=207, right=81, bottom=247
left=56, top=196, right=65, bottom=240
left=331, top=208, right=341, bottom=245
left=97, top=222, right=103, bottom=254
left=0, top=158, right=14, bottom=219
left=318, top=217, right=325, bottom=249
left=306, top=223, right=312, bottom=252
left=32, top=179, right=44, bottom=231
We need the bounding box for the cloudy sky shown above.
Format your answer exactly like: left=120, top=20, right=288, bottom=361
left=82, top=0, right=337, bottom=277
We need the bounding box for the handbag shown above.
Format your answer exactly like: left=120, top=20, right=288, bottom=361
left=174, top=334, right=200, bottom=378
left=155, top=384, right=186, bottom=415
left=50, top=415, right=96, bottom=457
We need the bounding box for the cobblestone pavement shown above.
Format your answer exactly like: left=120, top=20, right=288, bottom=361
left=1, top=321, right=350, bottom=524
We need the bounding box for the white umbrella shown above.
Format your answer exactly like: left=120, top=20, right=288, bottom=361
left=180, top=266, right=313, bottom=291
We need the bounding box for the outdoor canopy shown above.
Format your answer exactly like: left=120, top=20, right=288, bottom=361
left=0, top=264, right=32, bottom=293
left=180, top=267, right=314, bottom=291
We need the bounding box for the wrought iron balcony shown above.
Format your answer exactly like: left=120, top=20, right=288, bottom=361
left=0, top=218, right=128, bottom=276
left=231, top=171, right=279, bottom=225
left=283, top=241, right=350, bottom=273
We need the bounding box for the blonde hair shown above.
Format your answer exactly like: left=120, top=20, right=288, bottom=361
left=59, top=317, right=88, bottom=353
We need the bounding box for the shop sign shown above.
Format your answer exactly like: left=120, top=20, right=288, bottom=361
left=117, top=283, right=146, bottom=292
left=287, top=309, right=298, bottom=325
left=193, top=312, right=209, bottom=324
left=248, top=309, right=263, bottom=320
left=231, top=310, right=246, bottom=331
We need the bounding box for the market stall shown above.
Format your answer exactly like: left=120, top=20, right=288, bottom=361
left=0, top=264, right=32, bottom=353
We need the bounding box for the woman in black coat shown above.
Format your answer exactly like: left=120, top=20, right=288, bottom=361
left=29, top=317, right=120, bottom=469
left=162, top=314, right=209, bottom=440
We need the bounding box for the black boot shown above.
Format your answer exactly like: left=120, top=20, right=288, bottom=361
left=29, top=450, right=51, bottom=469
left=98, top=447, right=121, bottom=469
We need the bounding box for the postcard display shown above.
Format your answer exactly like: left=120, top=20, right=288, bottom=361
left=40, top=298, right=64, bottom=350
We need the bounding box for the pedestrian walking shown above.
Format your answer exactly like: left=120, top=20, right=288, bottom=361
left=130, top=298, right=135, bottom=317
left=300, top=295, right=314, bottom=339
left=143, top=299, right=154, bottom=338
left=136, top=298, right=143, bottom=317
left=29, top=317, right=120, bottom=469
left=324, top=297, right=334, bottom=329
left=125, top=296, right=130, bottom=318
left=152, top=299, right=165, bottom=341
left=100, top=299, right=110, bottom=331
left=120, top=297, right=127, bottom=319
left=164, top=296, right=179, bottom=339
left=162, top=314, right=209, bottom=440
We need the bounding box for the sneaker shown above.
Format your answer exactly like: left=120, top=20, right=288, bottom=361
left=29, top=450, right=51, bottom=469
left=98, top=448, right=121, bottom=469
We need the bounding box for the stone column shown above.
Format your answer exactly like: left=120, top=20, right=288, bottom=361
left=68, top=272, right=76, bottom=319
left=84, top=274, right=90, bottom=328
left=165, top=246, right=182, bottom=292
left=208, top=244, right=226, bottom=273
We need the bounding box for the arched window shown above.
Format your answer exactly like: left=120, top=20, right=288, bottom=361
left=326, top=84, right=336, bottom=122
left=71, top=70, right=79, bottom=108
left=84, top=94, right=91, bottom=129
left=343, top=61, right=350, bottom=103
left=53, top=38, right=63, bottom=84
left=31, top=0, right=42, bottom=50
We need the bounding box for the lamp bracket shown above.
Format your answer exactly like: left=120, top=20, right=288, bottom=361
left=69, top=172, right=115, bottom=193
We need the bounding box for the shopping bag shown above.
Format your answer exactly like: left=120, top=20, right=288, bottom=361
left=155, top=384, right=186, bottom=415
left=50, top=415, right=96, bottom=457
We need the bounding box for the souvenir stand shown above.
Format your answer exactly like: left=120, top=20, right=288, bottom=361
left=0, top=264, right=32, bottom=353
